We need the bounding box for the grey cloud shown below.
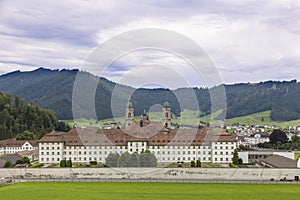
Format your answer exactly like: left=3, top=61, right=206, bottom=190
left=0, top=0, right=300, bottom=87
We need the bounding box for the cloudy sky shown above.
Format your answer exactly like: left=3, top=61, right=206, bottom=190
left=0, top=0, right=300, bottom=88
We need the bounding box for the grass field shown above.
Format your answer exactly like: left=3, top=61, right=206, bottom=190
left=64, top=109, right=300, bottom=129
left=1, top=182, right=300, bottom=200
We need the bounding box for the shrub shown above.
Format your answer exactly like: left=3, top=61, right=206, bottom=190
left=60, top=159, right=67, bottom=167
left=191, top=160, right=196, bottom=167
left=66, top=159, right=72, bottom=167
left=196, top=160, right=201, bottom=167
left=89, top=160, right=97, bottom=165
left=4, top=160, right=12, bottom=168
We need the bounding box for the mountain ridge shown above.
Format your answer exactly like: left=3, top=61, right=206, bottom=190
left=0, top=67, right=299, bottom=121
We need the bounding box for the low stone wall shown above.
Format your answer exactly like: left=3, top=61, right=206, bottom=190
left=1, top=168, right=300, bottom=181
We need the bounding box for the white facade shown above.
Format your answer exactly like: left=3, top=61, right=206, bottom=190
left=39, top=103, right=237, bottom=165
left=39, top=142, right=64, bottom=164
left=0, top=140, right=38, bottom=155
left=211, top=141, right=236, bottom=163
left=149, top=145, right=212, bottom=163
left=39, top=139, right=237, bottom=164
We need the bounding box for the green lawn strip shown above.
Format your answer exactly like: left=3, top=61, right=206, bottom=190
left=0, top=182, right=299, bottom=200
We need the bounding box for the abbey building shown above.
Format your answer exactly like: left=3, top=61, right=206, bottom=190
left=39, top=102, right=237, bottom=165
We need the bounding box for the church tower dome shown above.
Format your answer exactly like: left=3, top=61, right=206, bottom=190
left=125, top=101, right=134, bottom=129
left=162, top=101, right=171, bottom=128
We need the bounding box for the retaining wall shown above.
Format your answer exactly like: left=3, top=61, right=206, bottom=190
left=1, top=168, right=300, bottom=181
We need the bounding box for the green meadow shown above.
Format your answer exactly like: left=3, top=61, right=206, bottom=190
left=0, top=182, right=300, bottom=200
left=65, top=110, right=300, bottom=129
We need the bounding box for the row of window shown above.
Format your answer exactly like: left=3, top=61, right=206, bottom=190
left=215, top=142, right=234, bottom=145
left=40, top=156, right=217, bottom=163
left=214, top=146, right=235, bottom=149
left=153, top=151, right=212, bottom=155
left=40, top=144, right=236, bottom=150
left=149, top=146, right=211, bottom=150
left=214, top=151, right=233, bottom=155
left=41, top=146, right=60, bottom=150
left=3, top=147, right=34, bottom=150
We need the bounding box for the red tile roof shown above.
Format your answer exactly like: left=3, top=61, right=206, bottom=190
left=39, top=128, right=83, bottom=146
left=0, top=139, right=38, bottom=147
left=40, top=127, right=236, bottom=147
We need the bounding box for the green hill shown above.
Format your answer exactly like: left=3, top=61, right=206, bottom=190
left=0, top=92, right=69, bottom=140
left=1, top=68, right=300, bottom=122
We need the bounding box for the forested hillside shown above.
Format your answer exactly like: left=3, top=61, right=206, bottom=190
left=0, top=92, right=69, bottom=140
left=0, top=68, right=299, bottom=122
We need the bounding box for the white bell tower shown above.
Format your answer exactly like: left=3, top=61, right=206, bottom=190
left=125, top=101, right=134, bottom=129
left=162, top=102, right=171, bottom=128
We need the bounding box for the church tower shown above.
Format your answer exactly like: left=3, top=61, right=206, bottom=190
left=162, top=102, right=171, bottom=128
left=125, top=101, right=134, bottom=129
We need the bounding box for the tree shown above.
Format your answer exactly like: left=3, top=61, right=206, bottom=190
left=16, top=131, right=36, bottom=140
left=128, top=152, right=140, bottom=167
left=291, top=135, right=300, bottom=143
left=196, top=160, right=201, bottom=167
left=191, top=160, right=196, bottom=167
left=105, top=153, right=120, bottom=167
left=269, top=129, right=288, bottom=144
left=4, top=160, right=12, bottom=168
left=22, top=156, right=30, bottom=164
left=117, top=152, right=131, bottom=167
left=139, top=150, right=157, bottom=167
left=56, top=121, right=71, bottom=132
left=232, top=149, right=242, bottom=165
left=16, top=159, right=24, bottom=165
left=60, top=159, right=67, bottom=167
